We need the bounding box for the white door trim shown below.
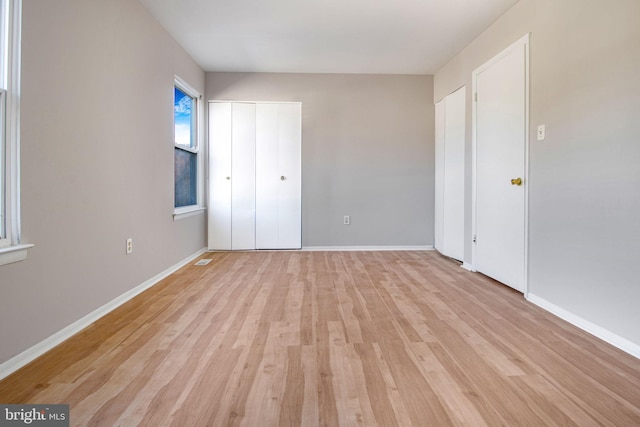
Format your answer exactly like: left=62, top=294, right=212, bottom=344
left=471, top=33, right=530, bottom=296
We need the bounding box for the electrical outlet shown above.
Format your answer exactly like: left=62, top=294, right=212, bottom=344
left=126, top=238, right=133, bottom=255
left=344, top=215, right=351, bottom=225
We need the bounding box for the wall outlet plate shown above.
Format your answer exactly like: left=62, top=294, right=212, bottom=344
left=126, top=238, right=133, bottom=255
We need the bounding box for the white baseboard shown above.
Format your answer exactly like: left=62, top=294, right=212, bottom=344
left=461, top=262, right=476, bottom=272
left=0, top=248, right=208, bottom=381
left=527, top=293, right=640, bottom=359
left=301, top=245, right=434, bottom=252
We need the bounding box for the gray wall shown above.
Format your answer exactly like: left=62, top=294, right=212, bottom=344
left=207, top=73, right=434, bottom=247
left=0, top=0, right=206, bottom=364
left=435, top=0, right=640, bottom=347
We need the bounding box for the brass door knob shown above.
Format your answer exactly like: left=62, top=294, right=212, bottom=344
left=511, top=177, right=522, bottom=186
left=226, top=176, right=231, bottom=180
left=281, top=176, right=286, bottom=181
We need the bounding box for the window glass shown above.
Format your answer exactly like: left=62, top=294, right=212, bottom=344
left=174, top=148, right=197, bottom=207
left=174, top=84, right=198, bottom=208
left=174, top=87, right=196, bottom=149
left=0, top=89, right=5, bottom=238
left=1, top=0, right=9, bottom=240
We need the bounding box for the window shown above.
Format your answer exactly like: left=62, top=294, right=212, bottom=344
left=174, top=86, right=196, bottom=207
left=0, top=88, right=5, bottom=239
left=0, top=0, right=31, bottom=266
left=173, top=77, right=204, bottom=219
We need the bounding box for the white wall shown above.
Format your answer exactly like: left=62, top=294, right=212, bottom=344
left=0, top=0, right=206, bottom=364
left=435, top=0, right=640, bottom=350
left=207, top=73, right=435, bottom=248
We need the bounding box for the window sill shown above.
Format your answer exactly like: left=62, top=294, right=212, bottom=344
left=0, top=243, right=35, bottom=266
left=173, top=206, right=206, bottom=221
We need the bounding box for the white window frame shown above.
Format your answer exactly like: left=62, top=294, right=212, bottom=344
left=0, top=0, right=32, bottom=266
left=173, top=76, right=205, bottom=221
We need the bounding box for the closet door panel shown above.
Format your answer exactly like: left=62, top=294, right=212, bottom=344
left=434, top=99, right=445, bottom=253
left=231, top=103, right=256, bottom=250
left=443, top=87, right=465, bottom=261
left=277, top=103, right=302, bottom=249
left=255, top=104, right=279, bottom=249
left=208, top=102, right=232, bottom=250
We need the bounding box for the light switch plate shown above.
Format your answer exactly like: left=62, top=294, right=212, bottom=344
left=537, top=124, right=546, bottom=141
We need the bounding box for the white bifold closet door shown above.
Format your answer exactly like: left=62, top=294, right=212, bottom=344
left=434, top=86, right=465, bottom=261
left=208, top=102, right=256, bottom=250
left=208, top=101, right=301, bottom=251
left=231, top=103, right=256, bottom=250
left=435, top=101, right=445, bottom=252
left=255, top=103, right=302, bottom=249
left=208, top=103, right=232, bottom=250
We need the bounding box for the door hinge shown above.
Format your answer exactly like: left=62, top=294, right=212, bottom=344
left=474, top=93, right=478, bottom=102
left=472, top=235, right=477, bottom=243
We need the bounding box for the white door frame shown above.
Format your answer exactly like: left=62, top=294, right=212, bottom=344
left=471, top=33, right=530, bottom=296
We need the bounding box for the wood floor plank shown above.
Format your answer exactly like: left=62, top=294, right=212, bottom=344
left=516, top=374, right=599, bottom=426
left=370, top=342, right=413, bottom=427
left=316, top=320, right=340, bottom=426
left=300, top=344, right=320, bottom=427
left=168, top=348, right=244, bottom=427
left=408, top=342, right=488, bottom=427
left=241, top=323, right=289, bottom=427
left=278, top=346, right=304, bottom=426
left=352, top=343, right=402, bottom=427
left=0, top=250, right=638, bottom=426
left=84, top=349, right=169, bottom=427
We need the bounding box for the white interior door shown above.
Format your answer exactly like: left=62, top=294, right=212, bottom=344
left=277, top=103, right=302, bottom=249
left=442, top=87, right=466, bottom=261
left=231, top=103, right=256, bottom=250
left=434, top=88, right=465, bottom=261
left=434, top=100, right=445, bottom=253
left=255, top=104, right=280, bottom=249
left=474, top=37, right=528, bottom=292
left=208, top=102, right=232, bottom=250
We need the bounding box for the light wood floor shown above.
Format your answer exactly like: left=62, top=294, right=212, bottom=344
left=1, top=251, right=639, bottom=426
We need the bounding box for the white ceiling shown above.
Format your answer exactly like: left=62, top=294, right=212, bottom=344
left=139, top=0, right=519, bottom=75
